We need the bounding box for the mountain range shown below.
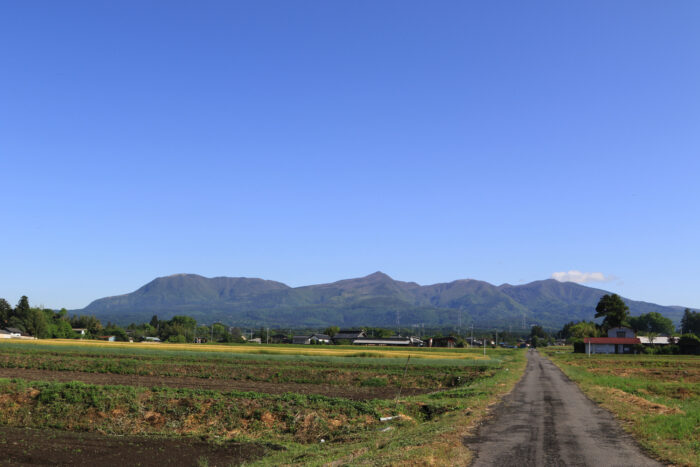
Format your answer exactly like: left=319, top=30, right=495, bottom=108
left=77, top=272, right=691, bottom=331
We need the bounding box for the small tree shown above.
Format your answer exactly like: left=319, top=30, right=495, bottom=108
left=324, top=326, right=340, bottom=338
left=595, top=294, right=630, bottom=329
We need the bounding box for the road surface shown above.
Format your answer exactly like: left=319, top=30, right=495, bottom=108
left=465, top=350, right=662, bottom=467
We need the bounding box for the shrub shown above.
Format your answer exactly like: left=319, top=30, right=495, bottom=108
left=678, top=334, right=700, bottom=355
left=360, top=377, right=387, bottom=387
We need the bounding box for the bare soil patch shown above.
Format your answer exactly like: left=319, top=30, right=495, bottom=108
left=0, top=426, right=264, bottom=466
left=0, top=367, right=429, bottom=400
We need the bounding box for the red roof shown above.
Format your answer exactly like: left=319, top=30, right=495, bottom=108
left=583, top=337, right=640, bottom=344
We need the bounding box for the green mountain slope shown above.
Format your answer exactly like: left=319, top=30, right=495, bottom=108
left=78, top=272, right=689, bottom=330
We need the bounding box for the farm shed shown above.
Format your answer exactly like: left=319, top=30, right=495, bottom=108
left=638, top=336, right=674, bottom=345
left=270, top=333, right=291, bottom=344
left=427, top=337, right=456, bottom=348
left=332, top=330, right=366, bottom=344
left=292, top=335, right=310, bottom=345
left=353, top=337, right=411, bottom=346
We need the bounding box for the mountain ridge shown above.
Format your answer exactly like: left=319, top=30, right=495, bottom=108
left=78, top=272, right=692, bottom=330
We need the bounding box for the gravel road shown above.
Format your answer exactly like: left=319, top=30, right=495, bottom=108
left=465, top=350, right=662, bottom=467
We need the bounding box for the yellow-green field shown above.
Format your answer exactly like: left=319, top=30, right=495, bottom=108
left=5, top=338, right=493, bottom=360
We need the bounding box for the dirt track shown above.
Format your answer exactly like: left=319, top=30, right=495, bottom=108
left=0, top=367, right=428, bottom=400
left=465, top=350, right=662, bottom=467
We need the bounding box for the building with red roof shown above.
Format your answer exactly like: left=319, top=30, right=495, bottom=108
left=583, top=327, right=640, bottom=354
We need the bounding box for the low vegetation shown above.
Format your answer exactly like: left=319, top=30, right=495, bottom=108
left=542, top=347, right=700, bottom=466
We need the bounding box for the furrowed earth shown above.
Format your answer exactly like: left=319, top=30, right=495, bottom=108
left=0, top=340, right=525, bottom=466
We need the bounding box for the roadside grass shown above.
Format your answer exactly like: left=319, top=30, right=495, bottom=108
left=0, top=343, right=527, bottom=465
left=541, top=348, right=700, bottom=467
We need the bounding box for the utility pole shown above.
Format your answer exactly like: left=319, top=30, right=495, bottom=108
left=483, top=336, right=486, bottom=356
left=266, top=327, right=269, bottom=344
left=470, top=325, right=474, bottom=348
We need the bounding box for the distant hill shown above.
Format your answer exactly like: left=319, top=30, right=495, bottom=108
left=77, top=272, right=691, bottom=330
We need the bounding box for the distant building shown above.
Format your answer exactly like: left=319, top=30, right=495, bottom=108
left=96, top=336, right=116, bottom=342
left=72, top=328, right=87, bottom=336
left=0, top=329, right=22, bottom=339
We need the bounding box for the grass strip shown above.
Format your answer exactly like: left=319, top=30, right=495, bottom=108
left=541, top=348, right=699, bottom=467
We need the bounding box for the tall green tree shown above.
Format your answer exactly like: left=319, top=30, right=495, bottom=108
left=24, top=308, right=49, bottom=338
left=680, top=308, right=700, bottom=336
left=628, top=312, right=675, bottom=335
left=594, top=294, right=630, bottom=329
left=0, top=298, right=12, bottom=326
left=14, top=296, right=31, bottom=322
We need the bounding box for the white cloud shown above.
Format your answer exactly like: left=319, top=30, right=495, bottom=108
left=551, top=270, right=615, bottom=284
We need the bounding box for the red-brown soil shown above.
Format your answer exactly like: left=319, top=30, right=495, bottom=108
left=0, top=367, right=430, bottom=400
left=0, top=426, right=265, bottom=466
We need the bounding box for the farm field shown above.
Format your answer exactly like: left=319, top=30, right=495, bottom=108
left=0, top=340, right=525, bottom=465
left=541, top=348, right=700, bottom=467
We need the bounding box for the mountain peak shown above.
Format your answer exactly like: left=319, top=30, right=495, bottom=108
left=364, top=271, right=393, bottom=280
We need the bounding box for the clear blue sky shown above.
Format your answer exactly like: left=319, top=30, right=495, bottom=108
left=1, top=1, right=698, bottom=310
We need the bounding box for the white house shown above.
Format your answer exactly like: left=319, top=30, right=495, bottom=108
left=583, top=327, right=640, bottom=354
left=292, top=334, right=332, bottom=345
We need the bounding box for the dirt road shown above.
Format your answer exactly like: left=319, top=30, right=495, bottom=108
left=465, top=350, right=662, bottom=466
